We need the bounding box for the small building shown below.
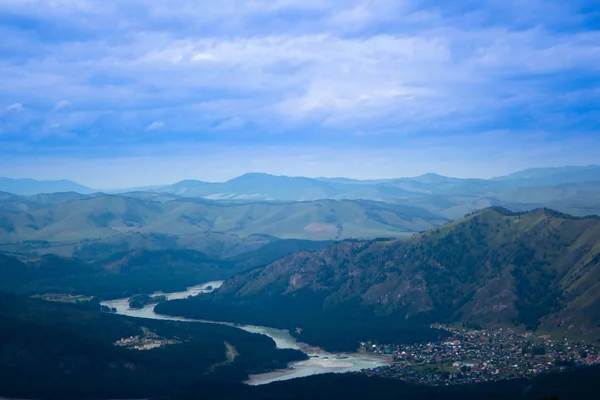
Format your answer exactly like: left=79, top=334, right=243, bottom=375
left=463, top=360, right=480, bottom=368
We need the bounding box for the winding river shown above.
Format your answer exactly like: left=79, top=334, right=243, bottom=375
left=100, top=281, right=391, bottom=385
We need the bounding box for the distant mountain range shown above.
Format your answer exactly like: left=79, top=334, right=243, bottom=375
left=158, top=207, right=600, bottom=350
left=3, top=165, right=600, bottom=198
left=1, top=166, right=599, bottom=222
left=115, top=166, right=600, bottom=205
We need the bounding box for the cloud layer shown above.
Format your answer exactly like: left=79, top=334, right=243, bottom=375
left=0, top=0, right=599, bottom=185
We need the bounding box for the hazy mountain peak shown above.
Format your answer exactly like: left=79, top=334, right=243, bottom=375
left=0, top=177, right=93, bottom=196
left=172, top=179, right=210, bottom=187
left=226, top=172, right=319, bottom=183
left=492, top=165, right=600, bottom=184
left=226, top=172, right=278, bottom=182
left=410, top=173, right=455, bottom=183
left=468, top=206, right=520, bottom=218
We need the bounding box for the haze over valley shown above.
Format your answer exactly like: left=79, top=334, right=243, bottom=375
left=2, top=0, right=600, bottom=399
left=2, top=165, right=600, bottom=399
left=4, top=166, right=600, bottom=400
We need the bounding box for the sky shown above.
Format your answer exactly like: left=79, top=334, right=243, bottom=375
left=0, top=0, right=599, bottom=188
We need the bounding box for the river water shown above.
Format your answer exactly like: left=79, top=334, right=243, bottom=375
left=101, top=281, right=390, bottom=385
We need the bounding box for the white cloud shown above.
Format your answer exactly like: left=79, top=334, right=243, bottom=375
left=0, top=0, right=597, bottom=146
left=146, top=121, right=165, bottom=131
left=327, top=5, right=371, bottom=27
left=52, top=100, right=71, bottom=112
left=5, top=103, right=24, bottom=111
left=213, top=117, right=245, bottom=131
left=5, top=24, right=595, bottom=134
left=191, top=53, right=218, bottom=62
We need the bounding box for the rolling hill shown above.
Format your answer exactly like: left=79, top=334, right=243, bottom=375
left=0, top=194, right=447, bottom=246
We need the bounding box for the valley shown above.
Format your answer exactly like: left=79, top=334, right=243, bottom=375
left=2, top=167, right=600, bottom=399
left=4, top=0, right=600, bottom=396
left=101, top=281, right=391, bottom=385
left=100, top=278, right=600, bottom=388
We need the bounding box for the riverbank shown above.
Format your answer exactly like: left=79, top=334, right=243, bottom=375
left=101, top=281, right=391, bottom=385
left=245, top=352, right=391, bottom=385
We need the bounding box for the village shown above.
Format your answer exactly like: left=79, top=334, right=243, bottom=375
left=360, top=327, right=600, bottom=386
left=114, top=328, right=179, bottom=351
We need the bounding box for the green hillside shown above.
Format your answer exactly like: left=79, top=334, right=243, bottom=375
left=0, top=194, right=447, bottom=245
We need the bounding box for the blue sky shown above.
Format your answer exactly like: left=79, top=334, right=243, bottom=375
left=0, top=0, right=599, bottom=188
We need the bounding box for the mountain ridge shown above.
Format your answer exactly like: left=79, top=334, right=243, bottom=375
left=3, top=165, right=600, bottom=196
left=157, top=206, right=600, bottom=350
left=3, top=166, right=600, bottom=223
